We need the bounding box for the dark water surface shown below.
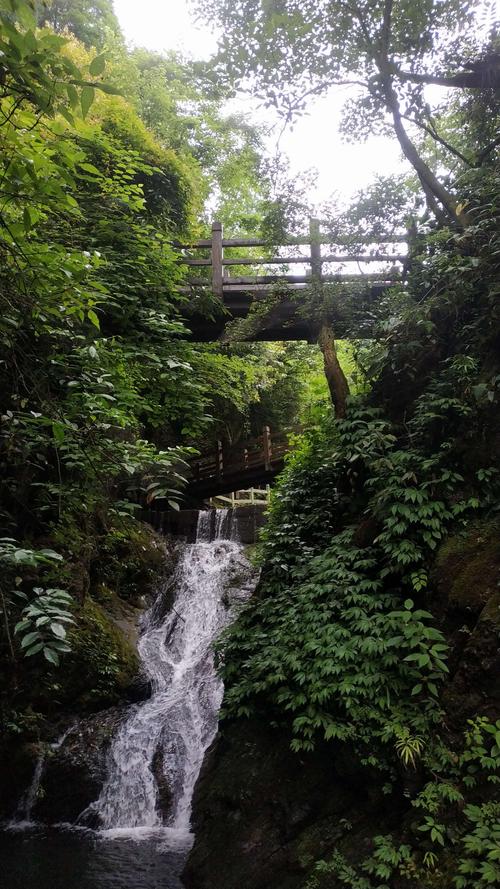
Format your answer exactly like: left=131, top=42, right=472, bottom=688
left=0, top=826, right=187, bottom=889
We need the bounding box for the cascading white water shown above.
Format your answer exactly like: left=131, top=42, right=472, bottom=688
left=90, top=509, right=257, bottom=839
left=11, top=726, right=75, bottom=828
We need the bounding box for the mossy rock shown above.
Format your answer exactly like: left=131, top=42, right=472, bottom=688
left=90, top=519, right=170, bottom=606
left=60, top=597, right=140, bottom=710
left=434, top=519, right=500, bottom=613
left=479, top=590, right=500, bottom=628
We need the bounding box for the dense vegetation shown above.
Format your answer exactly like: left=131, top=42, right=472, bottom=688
left=196, top=0, right=500, bottom=885
left=1, top=1, right=499, bottom=886
left=0, top=0, right=324, bottom=735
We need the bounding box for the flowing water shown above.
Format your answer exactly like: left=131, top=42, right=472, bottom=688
left=1, top=509, right=258, bottom=889
left=14, top=726, right=76, bottom=827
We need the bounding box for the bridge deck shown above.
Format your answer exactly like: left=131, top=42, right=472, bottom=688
left=177, top=219, right=407, bottom=342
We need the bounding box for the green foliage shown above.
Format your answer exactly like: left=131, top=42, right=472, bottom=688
left=37, top=0, right=122, bottom=48
left=0, top=539, right=68, bottom=665
left=220, top=343, right=499, bottom=754
left=14, top=587, right=74, bottom=665
left=307, top=718, right=500, bottom=888
left=64, top=596, right=139, bottom=707
left=0, top=10, right=199, bottom=539
left=220, top=401, right=474, bottom=756
left=198, top=0, right=496, bottom=225
left=0, top=1, right=302, bottom=729
left=218, top=128, right=500, bottom=779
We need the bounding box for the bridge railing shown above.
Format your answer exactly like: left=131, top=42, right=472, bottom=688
left=175, top=218, right=407, bottom=298
left=190, top=426, right=290, bottom=485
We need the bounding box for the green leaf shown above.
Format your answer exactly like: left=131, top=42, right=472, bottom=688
left=20, top=631, right=40, bottom=648
left=51, top=623, right=66, bottom=639
left=65, top=83, right=79, bottom=109
left=87, top=309, right=100, bottom=329
left=43, top=648, right=60, bottom=666
left=79, top=162, right=101, bottom=176
left=24, top=642, right=45, bottom=657
left=89, top=54, right=106, bottom=76
left=80, top=85, right=95, bottom=119
left=52, top=422, right=65, bottom=444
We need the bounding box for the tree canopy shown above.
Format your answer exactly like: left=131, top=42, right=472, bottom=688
left=36, top=0, right=122, bottom=47
left=196, top=0, right=499, bottom=224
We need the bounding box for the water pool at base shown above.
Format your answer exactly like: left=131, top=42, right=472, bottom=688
left=0, top=826, right=188, bottom=889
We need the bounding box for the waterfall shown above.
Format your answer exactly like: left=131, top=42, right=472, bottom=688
left=89, top=509, right=258, bottom=839
left=11, top=726, right=75, bottom=827
left=15, top=752, right=45, bottom=825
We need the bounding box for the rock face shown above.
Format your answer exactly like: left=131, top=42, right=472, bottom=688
left=435, top=521, right=500, bottom=727
left=183, top=721, right=394, bottom=889
left=33, top=708, right=127, bottom=824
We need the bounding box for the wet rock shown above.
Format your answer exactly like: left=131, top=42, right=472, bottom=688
left=433, top=519, right=500, bottom=613
left=183, top=721, right=388, bottom=889
left=432, top=520, right=500, bottom=728
left=0, top=741, right=40, bottom=821
left=34, top=707, right=127, bottom=824
left=151, top=744, right=173, bottom=816
left=153, top=507, right=267, bottom=544
left=222, top=551, right=259, bottom=607
left=443, top=591, right=500, bottom=726
left=125, top=673, right=152, bottom=703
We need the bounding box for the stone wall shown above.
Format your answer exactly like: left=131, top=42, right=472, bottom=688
left=144, top=506, right=268, bottom=544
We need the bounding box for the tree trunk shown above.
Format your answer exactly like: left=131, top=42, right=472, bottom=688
left=382, top=80, right=468, bottom=227
left=317, top=323, right=350, bottom=418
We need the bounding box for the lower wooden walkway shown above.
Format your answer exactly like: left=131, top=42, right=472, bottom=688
left=187, top=427, right=289, bottom=499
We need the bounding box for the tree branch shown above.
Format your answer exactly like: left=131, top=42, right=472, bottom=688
left=380, top=0, right=393, bottom=56
left=380, top=80, right=467, bottom=227
left=392, top=66, right=500, bottom=90
left=400, top=112, right=474, bottom=167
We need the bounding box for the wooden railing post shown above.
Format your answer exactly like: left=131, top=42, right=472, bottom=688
left=309, top=217, right=322, bottom=282
left=217, top=439, right=223, bottom=477
left=263, top=425, right=272, bottom=470
left=211, top=220, right=223, bottom=298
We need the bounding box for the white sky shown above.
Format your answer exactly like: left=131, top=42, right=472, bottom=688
left=112, top=0, right=408, bottom=207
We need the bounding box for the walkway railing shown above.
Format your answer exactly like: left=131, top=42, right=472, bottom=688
left=210, top=486, right=271, bottom=508
left=189, top=426, right=289, bottom=492
left=177, top=218, right=406, bottom=299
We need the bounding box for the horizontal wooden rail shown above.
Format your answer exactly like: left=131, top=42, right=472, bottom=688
left=184, top=271, right=400, bottom=286
left=190, top=427, right=290, bottom=491
left=183, top=253, right=406, bottom=267
left=174, top=234, right=408, bottom=249
left=177, top=218, right=408, bottom=319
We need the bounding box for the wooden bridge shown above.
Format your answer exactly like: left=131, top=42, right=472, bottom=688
left=176, top=219, right=407, bottom=341
left=187, top=426, right=289, bottom=500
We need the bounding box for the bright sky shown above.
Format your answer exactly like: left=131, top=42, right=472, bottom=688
left=112, top=0, right=408, bottom=207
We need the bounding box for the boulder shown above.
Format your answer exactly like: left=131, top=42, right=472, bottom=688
left=34, top=707, right=127, bottom=824
left=183, top=721, right=391, bottom=889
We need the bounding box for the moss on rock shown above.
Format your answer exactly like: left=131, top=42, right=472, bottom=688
left=61, top=597, right=140, bottom=710
left=434, top=519, right=500, bottom=612
left=90, top=518, right=169, bottom=606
